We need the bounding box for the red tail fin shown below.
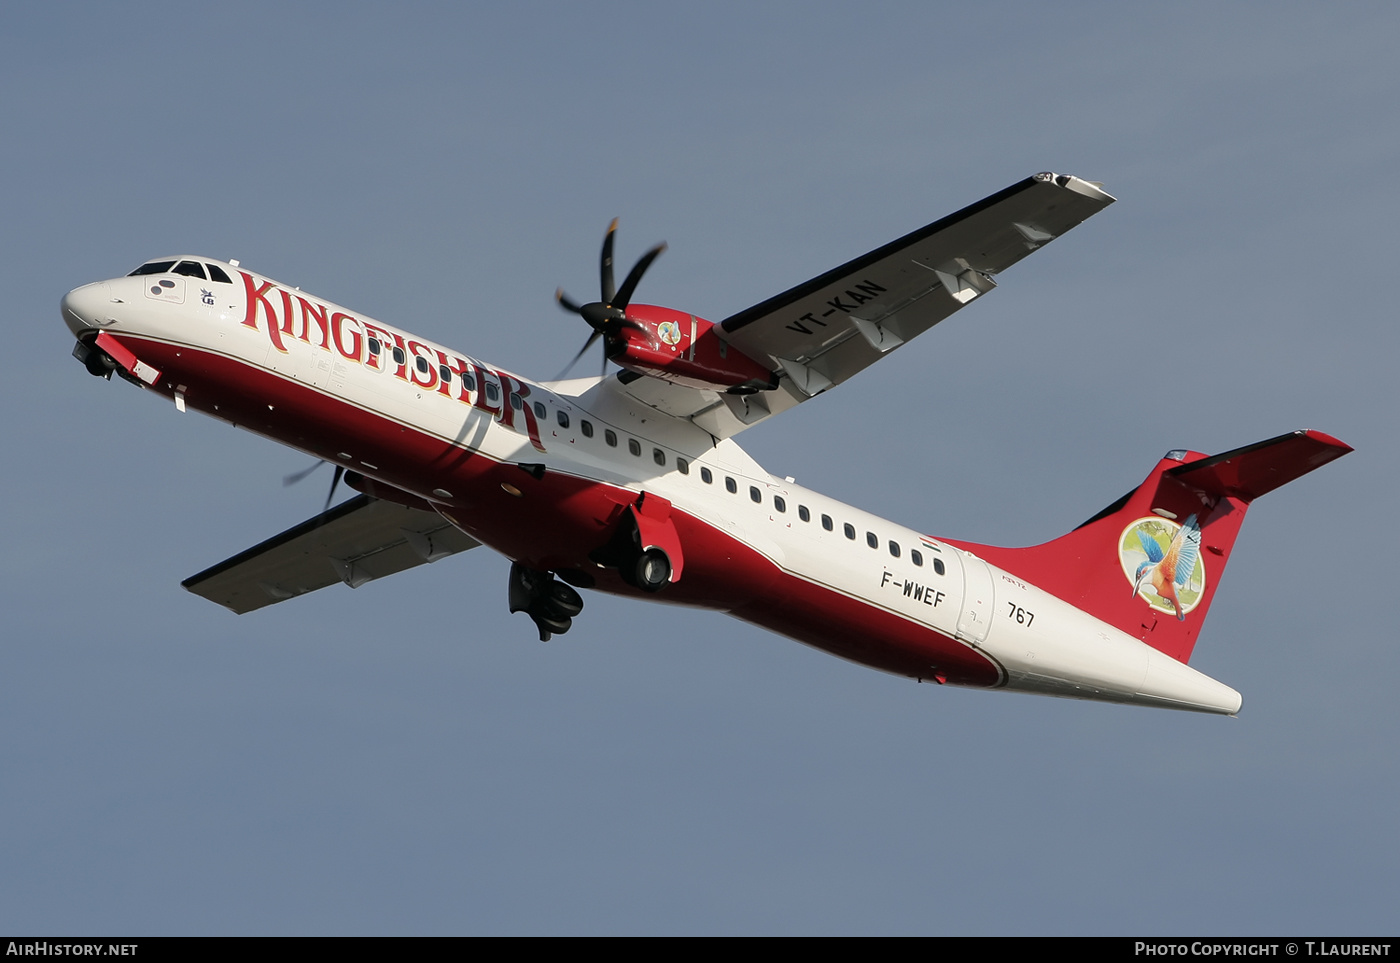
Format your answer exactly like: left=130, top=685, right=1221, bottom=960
left=944, top=430, right=1351, bottom=664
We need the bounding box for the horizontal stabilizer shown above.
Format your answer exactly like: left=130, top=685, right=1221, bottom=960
left=182, top=495, right=480, bottom=614
left=1163, top=429, right=1350, bottom=502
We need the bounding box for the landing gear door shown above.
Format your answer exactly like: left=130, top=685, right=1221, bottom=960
left=954, top=551, right=995, bottom=647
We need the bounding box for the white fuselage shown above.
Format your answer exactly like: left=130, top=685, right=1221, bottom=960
left=61, top=259, right=1242, bottom=714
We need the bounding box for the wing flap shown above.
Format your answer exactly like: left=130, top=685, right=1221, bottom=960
left=182, top=495, right=480, bottom=614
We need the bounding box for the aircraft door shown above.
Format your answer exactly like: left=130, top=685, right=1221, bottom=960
left=954, top=550, right=995, bottom=646
left=266, top=339, right=329, bottom=389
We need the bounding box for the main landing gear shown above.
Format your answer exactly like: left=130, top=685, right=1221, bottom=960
left=588, top=503, right=675, bottom=593
left=508, top=494, right=679, bottom=641
left=508, top=563, right=584, bottom=641
left=628, top=548, right=671, bottom=592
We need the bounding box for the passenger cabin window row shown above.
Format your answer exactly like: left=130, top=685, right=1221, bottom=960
left=500, top=395, right=948, bottom=575
left=696, top=471, right=946, bottom=574
left=523, top=401, right=693, bottom=475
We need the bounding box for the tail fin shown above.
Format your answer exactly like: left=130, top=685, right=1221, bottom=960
left=944, top=430, right=1351, bottom=664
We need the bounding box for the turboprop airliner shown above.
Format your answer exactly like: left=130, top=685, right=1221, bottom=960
left=60, top=173, right=1350, bottom=714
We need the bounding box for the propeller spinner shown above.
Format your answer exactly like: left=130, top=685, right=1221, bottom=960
left=555, top=220, right=666, bottom=379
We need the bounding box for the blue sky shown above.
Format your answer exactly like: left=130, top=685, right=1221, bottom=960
left=2, top=2, right=1395, bottom=934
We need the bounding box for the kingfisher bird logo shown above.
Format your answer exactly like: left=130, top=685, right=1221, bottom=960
left=656, top=320, right=682, bottom=346
left=1119, top=515, right=1206, bottom=620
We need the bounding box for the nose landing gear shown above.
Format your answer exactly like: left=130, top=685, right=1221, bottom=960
left=72, top=339, right=117, bottom=379
left=508, top=563, right=584, bottom=641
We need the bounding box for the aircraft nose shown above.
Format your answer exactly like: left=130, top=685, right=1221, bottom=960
left=60, top=282, right=112, bottom=336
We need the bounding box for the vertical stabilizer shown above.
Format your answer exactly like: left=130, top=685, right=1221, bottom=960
left=943, top=430, right=1351, bottom=664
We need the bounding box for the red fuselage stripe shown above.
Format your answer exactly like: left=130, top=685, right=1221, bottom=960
left=119, top=333, right=1002, bottom=688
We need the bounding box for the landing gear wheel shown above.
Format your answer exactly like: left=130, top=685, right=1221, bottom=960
left=84, top=349, right=116, bottom=378
left=530, top=611, right=572, bottom=641
left=508, top=562, right=586, bottom=641
left=543, top=580, right=583, bottom=618
left=633, top=549, right=671, bottom=593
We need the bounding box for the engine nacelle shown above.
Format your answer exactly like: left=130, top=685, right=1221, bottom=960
left=614, top=304, right=777, bottom=393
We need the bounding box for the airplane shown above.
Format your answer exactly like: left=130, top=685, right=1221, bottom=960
left=59, top=172, right=1351, bottom=715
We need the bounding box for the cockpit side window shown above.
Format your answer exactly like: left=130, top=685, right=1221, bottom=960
left=128, top=260, right=177, bottom=276
left=173, top=260, right=207, bottom=280
left=206, top=264, right=233, bottom=284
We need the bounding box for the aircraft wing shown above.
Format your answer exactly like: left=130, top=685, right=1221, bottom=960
left=182, top=495, right=480, bottom=614
left=613, top=172, right=1114, bottom=438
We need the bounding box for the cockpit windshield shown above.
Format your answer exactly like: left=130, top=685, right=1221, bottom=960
left=127, top=259, right=234, bottom=283
left=128, top=260, right=177, bottom=276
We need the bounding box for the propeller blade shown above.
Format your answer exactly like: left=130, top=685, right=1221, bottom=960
left=323, top=464, right=345, bottom=513
left=555, top=330, right=602, bottom=380
left=555, top=288, right=583, bottom=315
left=613, top=242, right=667, bottom=309
left=555, top=220, right=666, bottom=382
left=283, top=459, right=325, bottom=487
left=599, top=218, right=618, bottom=303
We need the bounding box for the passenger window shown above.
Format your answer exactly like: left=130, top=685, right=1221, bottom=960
left=605, top=429, right=617, bottom=447
left=933, top=558, right=946, bottom=576
left=206, top=264, right=233, bottom=284
left=725, top=477, right=737, bottom=494
left=485, top=382, right=500, bottom=403
left=821, top=514, right=833, bottom=531
left=888, top=540, right=900, bottom=558
left=439, top=364, right=453, bottom=384
left=510, top=394, right=523, bottom=410
left=533, top=402, right=547, bottom=419
left=798, top=505, right=810, bottom=522
left=368, top=337, right=382, bottom=356
left=700, top=467, right=713, bottom=484
left=844, top=523, right=856, bottom=540
left=774, top=496, right=786, bottom=513
left=173, top=260, right=207, bottom=279
left=581, top=420, right=594, bottom=438
left=653, top=448, right=666, bottom=467
left=866, top=532, right=878, bottom=549
left=749, top=486, right=762, bottom=503
left=464, top=372, right=476, bottom=391
left=676, top=457, right=689, bottom=475
left=557, top=410, right=569, bottom=429
left=392, top=346, right=406, bottom=366
left=416, top=356, right=430, bottom=374
left=628, top=438, right=641, bottom=456
left=911, top=550, right=923, bottom=567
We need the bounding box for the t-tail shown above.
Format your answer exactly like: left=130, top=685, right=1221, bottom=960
left=945, top=430, right=1352, bottom=665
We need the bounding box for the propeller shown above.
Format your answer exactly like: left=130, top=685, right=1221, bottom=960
left=283, top=459, right=346, bottom=513
left=554, top=220, right=665, bottom=379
